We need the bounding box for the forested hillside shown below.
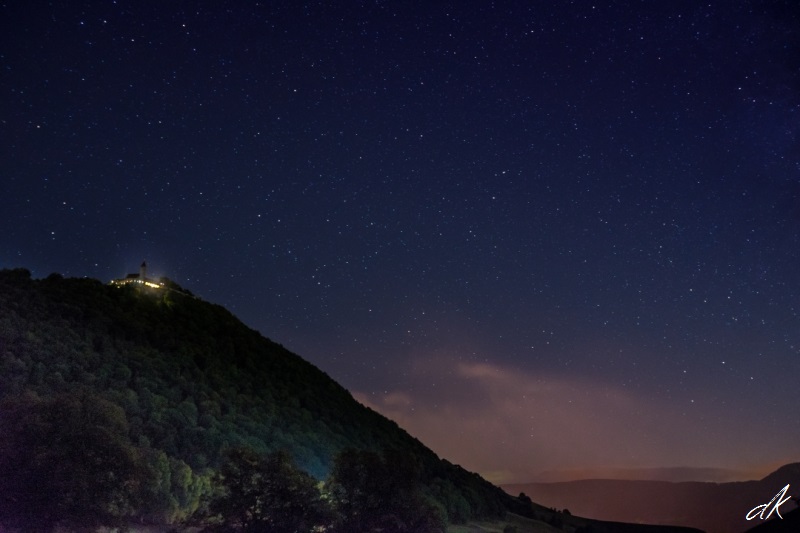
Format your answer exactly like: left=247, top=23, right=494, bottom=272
left=0, top=269, right=708, bottom=533
left=0, top=268, right=531, bottom=531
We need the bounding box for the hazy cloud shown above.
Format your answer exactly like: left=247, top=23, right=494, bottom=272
left=353, top=354, right=789, bottom=484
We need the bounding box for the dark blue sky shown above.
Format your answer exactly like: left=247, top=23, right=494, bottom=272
left=2, top=1, right=799, bottom=482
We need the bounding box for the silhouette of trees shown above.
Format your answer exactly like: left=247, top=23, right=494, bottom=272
left=200, top=448, right=330, bottom=533
left=0, top=390, right=152, bottom=531
left=326, top=448, right=446, bottom=533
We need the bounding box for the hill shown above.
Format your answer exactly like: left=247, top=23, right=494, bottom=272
left=503, top=464, right=800, bottom=533
left=0, top=268, right=703, bottom=532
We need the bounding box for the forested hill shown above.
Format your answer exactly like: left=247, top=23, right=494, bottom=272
left=0, top=268, right=532, bottom=530
left=0, top=268, right=704, bottom=533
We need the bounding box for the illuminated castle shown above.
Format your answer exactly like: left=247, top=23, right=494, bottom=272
left=110, top=261, right=164, bottom=289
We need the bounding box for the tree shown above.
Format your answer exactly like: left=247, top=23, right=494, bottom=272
left=0, top=390, right=151, bottom=531
left=200, top=447, right=330, bottom=533
left=326, top=448, right=446, bottom=533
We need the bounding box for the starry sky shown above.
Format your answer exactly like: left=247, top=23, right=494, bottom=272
left=3, top=1, right=799, bottom=484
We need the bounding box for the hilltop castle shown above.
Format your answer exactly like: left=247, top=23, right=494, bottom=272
left=110, top=261, right=164, bottom=289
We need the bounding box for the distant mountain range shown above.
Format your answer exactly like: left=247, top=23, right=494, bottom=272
left=530, top=466, right=771, bottom=484
left=0, top=268, right=705, bottom=532
left=503, top=463, right=800, bottom=533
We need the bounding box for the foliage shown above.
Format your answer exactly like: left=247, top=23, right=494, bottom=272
left=199, top=448, right=330, bottom=532
left=326, top=448, right=447, bottom=533
left=0, top=390, right=152, bottom=531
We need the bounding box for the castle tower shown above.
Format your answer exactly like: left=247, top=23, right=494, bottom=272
left=140, top=261, right=147, bottom=280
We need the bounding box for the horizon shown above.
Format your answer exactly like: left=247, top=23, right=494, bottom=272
left=3, top=1, right=799, bottom=485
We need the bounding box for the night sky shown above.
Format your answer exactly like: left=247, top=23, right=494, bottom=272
left=3, top=1, right=799, bottom=483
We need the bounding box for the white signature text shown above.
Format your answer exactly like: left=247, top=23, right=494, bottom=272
left=746, top=484, right=793, bottom=521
